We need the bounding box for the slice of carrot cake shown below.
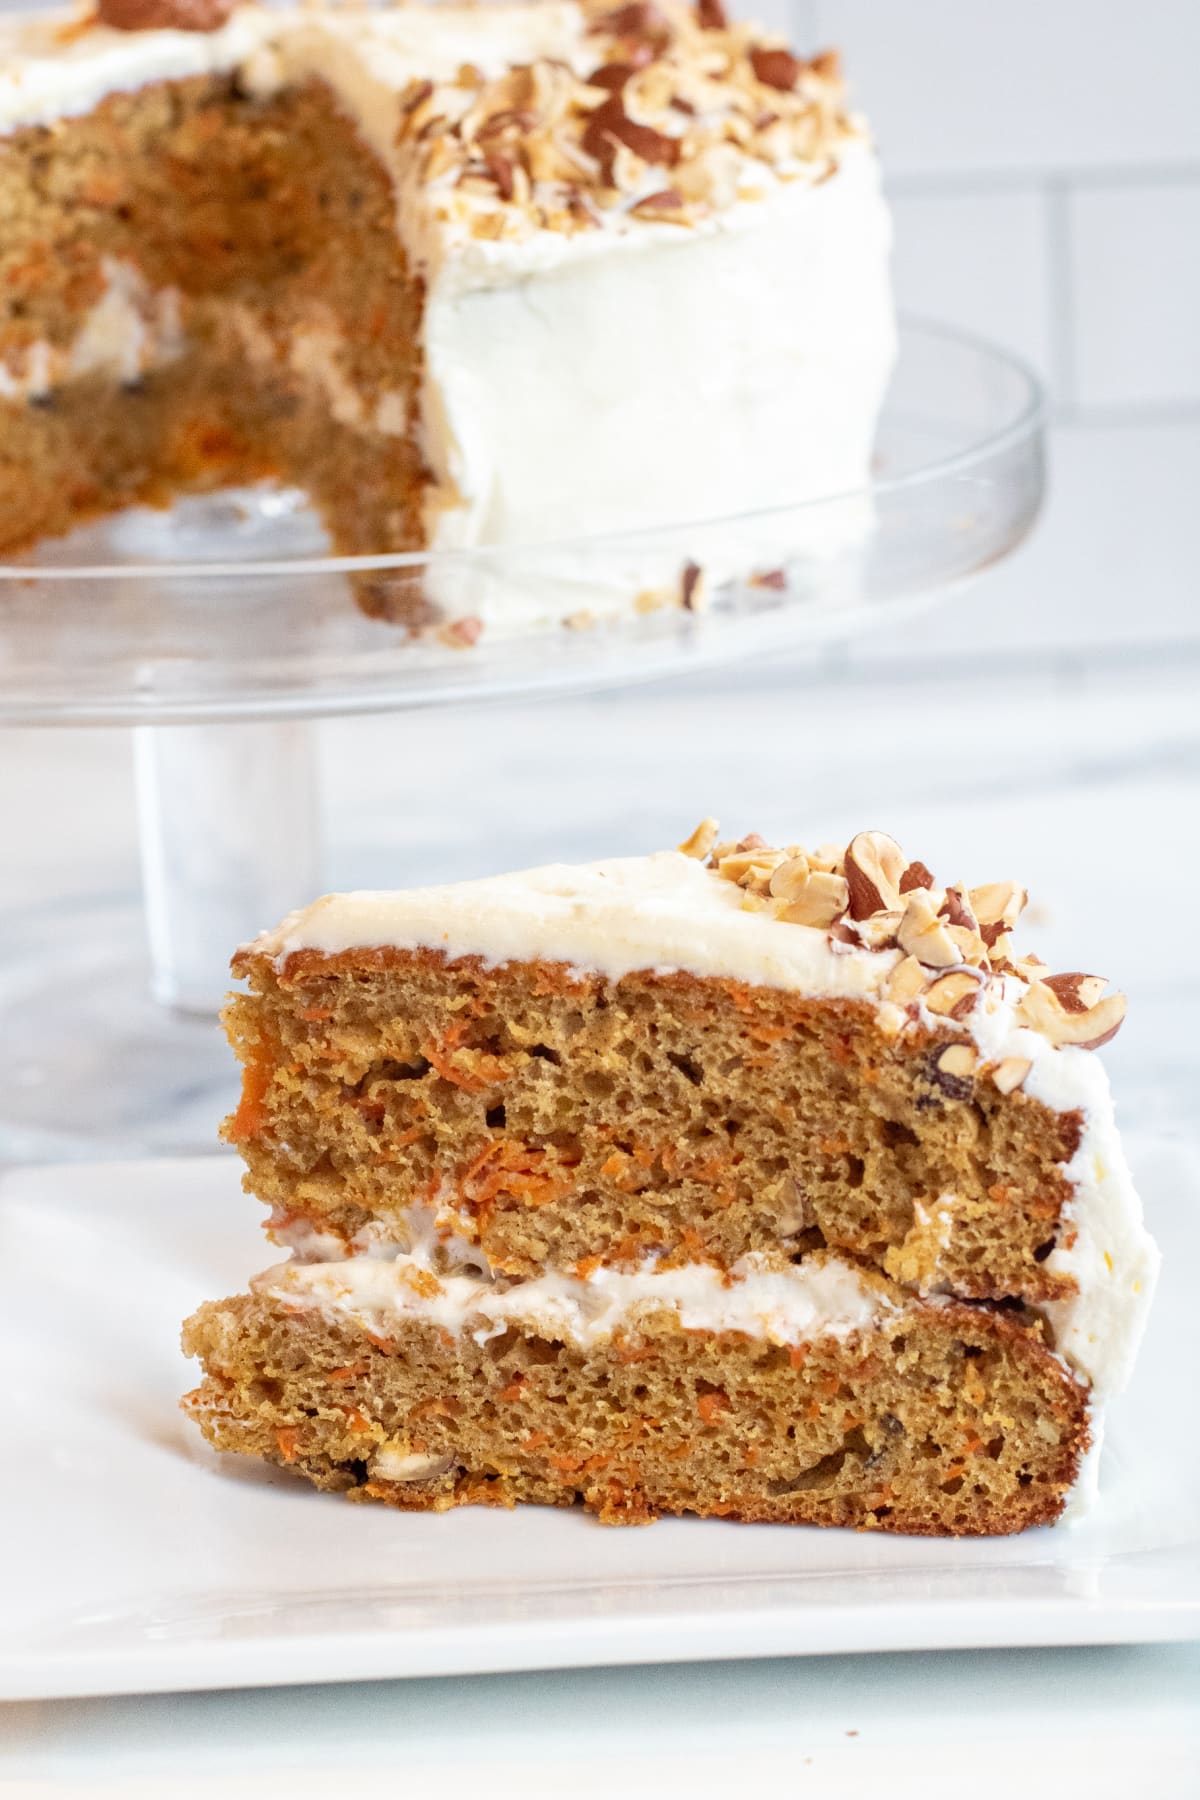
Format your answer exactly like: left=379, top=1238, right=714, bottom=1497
left=183, top=823, right=1158, bottom=1534
left=1, top=0, right=894, bottom=635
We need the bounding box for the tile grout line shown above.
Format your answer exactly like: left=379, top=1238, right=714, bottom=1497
left=1044, top=176, right=1076, bottom=415
left=888, top=162, right=1200, bottom=197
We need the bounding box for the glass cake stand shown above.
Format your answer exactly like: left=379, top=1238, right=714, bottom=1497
left=0, top=319, right=1046, bottom=1159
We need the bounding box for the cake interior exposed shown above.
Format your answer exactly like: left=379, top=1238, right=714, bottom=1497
left=0, top=1, right=895, bottom=634
left=184, top=826, right=1159, bottom=1534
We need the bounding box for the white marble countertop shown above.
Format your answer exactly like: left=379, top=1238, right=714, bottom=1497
left=2, top=648, right=1198, bottom=1788
left=4, top=1645, right=1200, bottom=1796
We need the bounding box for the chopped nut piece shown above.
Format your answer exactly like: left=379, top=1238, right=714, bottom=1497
left=582, top=93, right=682, bottom=180
left=852, top=909, right=903, bottom=951
left=900, top=860, right=935, bottom=893
left=945, top=922, right=987, bottom=966
left=776, top=870, right=850, bottom=928
left=1043, top=972, right=1108, bottom=1014
left=630, top=186, right=688, bottom=220
left=991, top=1056, right=1032, bottom=1095
left=969, top=880, right=1027, bottom=948
left=716, top=847, right=784, bottom=892
left=750, top=45, right=803, bottom=90
left=930, top=1042, right=976, bottom=1099
left=873, top=1001, right=905, bottom=1037
left=885, top=955, right=926, bottom=1005
left=370, top=1447, right=456, bottom=1483
left=767, top=854, right=811, bottom=901
left=897, top=889, right=962, bottom=970
left=678, top=817, right=719, bottom=860
left=844, top=830, right=907, bottom=919
left=808, top=843, right=845, bottom=875
left=394, top=2, right=858, bottom=244
left=1018, top=980, right=1127, bottom=1050
left=923, top=970, right=983, bottom=1018
left=941, top=884, right=978, bottom=932
left=680, top=561, right=706, bottom=610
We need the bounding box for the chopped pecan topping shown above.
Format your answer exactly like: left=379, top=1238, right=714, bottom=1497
left=899, top=860, right=935, bottom=893
left=1042, top=972, right=1109, bottom=1014
left=992, top=1056, right=1032, bottom=1095
left=931, top=1042, right=977, bottom=1100
left=923, top=970, right=984, bottom=1019
left=677, top=817, right=719, bottom=860
left=896, top=890, right=962, bottom=971
left=1019, top=979, right=1127, bottom=1050
left=581, top=94, right=682, bottom=178
left=884, top=955, right=926, bottom=1005
left=844, top=830, right=906, bottom=920
left=676, top=817, right=1127, bottom=1055
left=401, top=0, right=858, bottom=246
left=749, top=46, right=804, bottom=90
left=776, top=871, right=851, bottom=929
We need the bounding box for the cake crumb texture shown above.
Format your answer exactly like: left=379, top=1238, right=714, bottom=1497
left=183, top=1285, right=1089, bottom=1534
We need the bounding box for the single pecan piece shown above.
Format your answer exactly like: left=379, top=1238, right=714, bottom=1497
left=844, top=830, right=906, bottom=920
left=776, top=870, right=850, bottom=929
left=991, top=1056, right=1032, bottom=1095
left=582, top=95, right=682, bottom=181
left=1043, top=972, right=1109, bottom=1014
left=678, top=817, right=719, bottom=860
left=750, top=46, right=804, bottom=91
left=1018, top=979, right=1127, bottom=1050
left=900, top=860, right=935, bottom=894
left=897, top=889, right=961, bottom=970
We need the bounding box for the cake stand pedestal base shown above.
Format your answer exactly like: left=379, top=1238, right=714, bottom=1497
left=0, top=896, right=236, bottom=1160
left=0, top=322, right=1047, bottom=1160
left=2, top=717, right=320, bottom=1161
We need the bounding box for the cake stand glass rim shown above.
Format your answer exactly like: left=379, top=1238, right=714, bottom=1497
left=0, top=317, right=1048, bottom=727
left=0, top=316, right=1044, bottom=584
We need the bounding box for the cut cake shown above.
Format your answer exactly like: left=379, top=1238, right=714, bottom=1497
left=183, top=823, right=1158, bottom=1534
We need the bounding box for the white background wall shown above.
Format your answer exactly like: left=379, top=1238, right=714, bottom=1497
left=762, top=0, right=1200, bottom=672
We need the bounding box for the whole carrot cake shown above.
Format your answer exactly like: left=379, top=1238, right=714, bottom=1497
left=183, top=823, right=1158, bottom=1533
left=0, top=0, right=894, bottom=636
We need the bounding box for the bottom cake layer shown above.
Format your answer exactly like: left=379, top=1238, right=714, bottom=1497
left=182, top=1280, right=1090, bottom=1536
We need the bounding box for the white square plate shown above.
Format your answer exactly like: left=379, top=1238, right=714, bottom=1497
left=2, top=1139, right=1197, bottom=1701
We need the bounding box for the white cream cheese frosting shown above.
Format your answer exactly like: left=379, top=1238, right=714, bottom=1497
left=253, top=850, right=903, bottom=996
left=0, top=6, right=276, bottom=131
left=259, top=1246, right=891, bottom=1351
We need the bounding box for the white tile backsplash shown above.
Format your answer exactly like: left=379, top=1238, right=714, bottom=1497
left=844, top=420, right=1200, bottom=666
left=814, top=0, right=1200, bottom=178
left=887, top=188, right=1054, bottom=380
left=1069, top=182, right=1200, bottom=411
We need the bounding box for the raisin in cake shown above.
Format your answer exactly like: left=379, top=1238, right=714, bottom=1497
left=182, top=824, right=1158, bottom=1534
left=0, top=0, right=894, bottom=636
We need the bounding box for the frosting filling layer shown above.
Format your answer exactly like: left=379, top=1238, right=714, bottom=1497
left=258, top=1247, right=892, bottom=1350
left=0, top=256, right=183, bottom=401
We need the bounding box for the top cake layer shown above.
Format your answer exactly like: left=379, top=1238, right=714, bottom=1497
left=0, top=1, right=862, bottom=277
